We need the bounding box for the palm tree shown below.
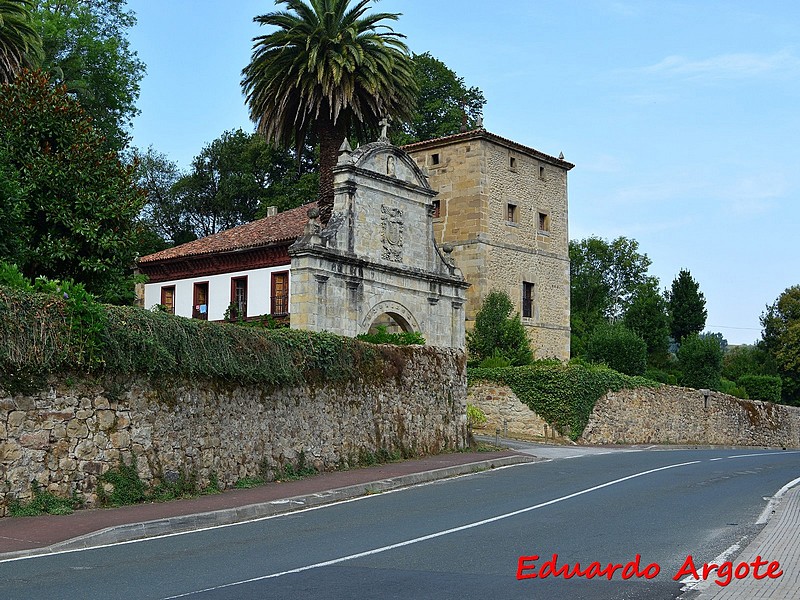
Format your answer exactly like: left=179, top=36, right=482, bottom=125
left=242, top=0, right=417, bottom=224
left=0, top=0, right=42, bottom=83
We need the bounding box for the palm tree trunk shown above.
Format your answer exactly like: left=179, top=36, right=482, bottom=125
left=316, top=118, right=346, bottom=225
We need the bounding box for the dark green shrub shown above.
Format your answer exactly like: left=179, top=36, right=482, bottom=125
left=467, top=290, right=532, bottom=366
left=644, top=367, right=677, bottom=385
left=719, top=378, right=748, bottom=399
left=677, top=333, right=723, bottom=390
left=479, top=350, right=512, bottom=368
left=357, top=325, right=425, bottom=346
left=722, top=345, right=770, bottom=381
left=738, top=375, right=782, bottom=403
left=585, top=323, right=647, bottom=376
left=97, top=456, right=147, bottom=507
left=469, top=361, right=656, bottom=440
left=9, top=481, right=83, bottom=517
left=0, top=281, right=403, bottom=389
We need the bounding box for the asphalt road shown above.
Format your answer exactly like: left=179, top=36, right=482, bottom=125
left=2, top=447, right=799, bottom=600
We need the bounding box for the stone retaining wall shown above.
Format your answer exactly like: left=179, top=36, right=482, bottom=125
left=467, top=383, right=570, bottom=442
left=0, top=347, right=466, bottom=517
left=581, top=387, right=800, bottom=447
left=467, top=382, right=800, bottom=449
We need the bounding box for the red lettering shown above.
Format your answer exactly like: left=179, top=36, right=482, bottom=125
left=766, top=561, right=783, bottom=579
left=673, top=555, right=700, bottom=581
left=734, top=562, right=750, bottom=579
left=621, top=554, right=644, bottom=579
left=715, top=562, right=733, bottom=587
left=605, top=563, right=624, bottom=580
left=751, top=555, right=769, bottom=580
left=702, top=562, right=719, bottom=579
left=516, top=555, right=539, bottom=580
left=564, top=562, right=583, bottom=579
left=582, top=562, right=599, bottom=579
left=539, top=554, right=569, bottom=578
left=643, top=563, right=660, bottom=579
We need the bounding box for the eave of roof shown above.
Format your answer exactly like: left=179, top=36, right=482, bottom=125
left=138, top=202, right=313, bottom=264
left=402, top=128, right=575, bottom=170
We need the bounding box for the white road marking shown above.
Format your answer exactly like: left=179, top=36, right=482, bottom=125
left=679, top=539, right=744, bottom=591
left=756, top=475, right=800, bottom=525
left=0, top=462, right=532, bottom=564
left=161, top=460, right=701, bottom=599
left=726, top=450, right=800, bottom=459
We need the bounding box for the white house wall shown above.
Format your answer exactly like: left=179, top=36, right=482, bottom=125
left=143, top=265, right=291, bottom=321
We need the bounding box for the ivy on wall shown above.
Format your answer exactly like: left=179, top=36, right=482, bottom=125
left=469, top=361, right=657, bottom=440
left=0, top=283, right=426, bottom=393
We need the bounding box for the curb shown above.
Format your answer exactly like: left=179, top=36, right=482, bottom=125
left=0, top=454, right=535, bottom=561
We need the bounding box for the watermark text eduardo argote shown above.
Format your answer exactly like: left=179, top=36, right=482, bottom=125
left=517, top=554, right=783, bottom=587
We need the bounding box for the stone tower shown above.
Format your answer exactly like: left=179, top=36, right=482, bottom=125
left=405, top=129, right=573, bottom=360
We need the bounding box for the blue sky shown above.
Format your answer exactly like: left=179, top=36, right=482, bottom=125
left=126, top=0, right=800, bottom=345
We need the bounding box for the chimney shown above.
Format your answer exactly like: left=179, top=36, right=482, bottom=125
left=266, top=206, right=278, bottom=217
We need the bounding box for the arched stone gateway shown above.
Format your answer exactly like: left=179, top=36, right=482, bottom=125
left=289, top=139, right=469, bottom=348
left=362, top=300, right=420, bottom=335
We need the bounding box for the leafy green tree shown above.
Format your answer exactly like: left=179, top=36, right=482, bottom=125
left=667, top=269, right=707, bottom=343
left=623, top=280, right=670, bottom=366
left=136, top=132, right=319, bottom=246
left=31, top=0, right=145, bottom=151
left=722, top=344, right=772, bottom=382
left=0, top=147, right=28, bottom=259
left=0, top=69, right=144, bottom=302
left=467, top=290, right=532, bottom=366
left=570, top=236, right=654, bottom=355
left=1, top=0, right=42, bottom=82
left=737, top=375, right=782, bottom=403
left=677, top=333, right=723, bottom=390
left=760, top=285, right=800, bottom=405
left=135, top=147, right=195, bottom=247
left=242, top=0, right=417, bottom=225
left=585, top=323, right=647, bottom=376
left=392, top=52, right=485, bottom=145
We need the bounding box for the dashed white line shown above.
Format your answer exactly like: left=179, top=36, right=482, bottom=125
left=161, top=460, right=701, bottom=599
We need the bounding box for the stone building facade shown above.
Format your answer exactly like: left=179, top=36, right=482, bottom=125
left=137, top=128, right=573, bottom=358
left=405, top=130, right=574, bottom=360
left=289, top=140, right=469, bottom=348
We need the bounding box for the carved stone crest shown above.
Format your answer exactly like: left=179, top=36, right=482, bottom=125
left=381, top=204, right=403, bottom=262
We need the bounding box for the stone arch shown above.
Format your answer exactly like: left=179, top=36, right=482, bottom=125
left=348, top=143, right=432, bottom=190
left=360, top=300, right=421, bottom=336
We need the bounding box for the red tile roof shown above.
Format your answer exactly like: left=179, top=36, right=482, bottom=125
left=138, top=203, right=314, bottom=264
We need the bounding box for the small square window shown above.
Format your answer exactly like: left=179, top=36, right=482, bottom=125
left=431, top=153, right=440, bottom=166
left=537, top=211, right=550, bottom=232
left=431, top=199, right=441, bottom=219
left=507, top=203, right=518, bottom=223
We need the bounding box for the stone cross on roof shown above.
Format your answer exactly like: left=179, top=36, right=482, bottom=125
left=378, top=116, right=391, bottom=142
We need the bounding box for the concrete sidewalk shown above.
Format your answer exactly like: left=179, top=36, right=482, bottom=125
left=2, top=443, right=799, bottom=600
left=0, top=450, right=532, bottom=561
left=681, top=485, right=800, bottom=600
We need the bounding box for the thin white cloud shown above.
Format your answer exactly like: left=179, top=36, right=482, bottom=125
left=640, top=49, right=800, bottom=80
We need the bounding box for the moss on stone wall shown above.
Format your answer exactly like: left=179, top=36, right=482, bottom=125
left=469, top=361, right=656, bottom=440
